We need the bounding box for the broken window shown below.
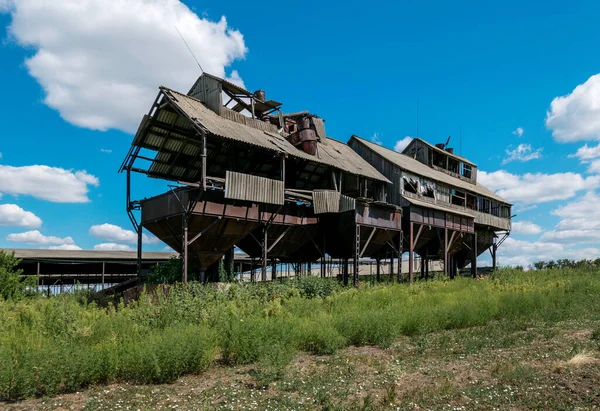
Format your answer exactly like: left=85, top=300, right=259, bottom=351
left=423, top=183, right=435, bottom=198
left=403, top=176, right=419, bottom=194
left=437, top=185, right=450, bottom=203
left=466, top=194, right=477, bottom=210
left=460, top=163, right=472, bottom=179
left=451, top=189, right=466, bottom=206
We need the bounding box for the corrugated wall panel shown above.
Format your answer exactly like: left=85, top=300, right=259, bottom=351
left=225, top=171, right=284, bottom=205
left=313, top=190, right=341, bottom=214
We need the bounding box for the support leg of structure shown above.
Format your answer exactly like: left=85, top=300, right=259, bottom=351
left=353, top=225, right=360, bottom=287
left=443, top=227, right=448, bottom=278
left=261, top=226, right=268, bottom=282
left=182, top=216, right=188, bottom=284
left=492, top=242, right=497, bottom=271
left=224, top=247, right=234, bottom=282
left=471, top=231, right=478, bottom=278
left=420, top=255, right=425, bottom=280
left=398, top=232, right=403, bottom=283
left=343, top=258, right=349, bottom=286
left=376, top=258, right=381, bottom=282
left=137, top=223, right=143, bottom=281
left=271, top=259, right=277, bottom=281
left=102, top=262, right=105, bottom=290
left=409, top=222, right=414, bottom=285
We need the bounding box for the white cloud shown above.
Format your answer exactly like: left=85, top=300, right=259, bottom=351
left=569, top=143, right=600, bottom=161
left=0, top=165, right=99, bottom=203
left=546, top=73, right=600, bottom=143
left=100, top=148, right=112, bottom=153
left=394, top=137, right=413, bottom=152
left=497, top=237, right=600, bottom=268
left=89, top=223, right=158, bottom=244
left=539, top=192, right=600, bottom=245
left=0, top=204, right=42, bottom=228
left=6, top=230, right=75, bottom=245
left=2, top=0, right=247, bottom=133
left=511, top=221, right=543, bottom=235
left=512, top=127, right=524, bottom=137
left=47, top=244, right=82, bottom=250
left=371, top=133, right=382, bottom=145
left=502, top=144, right=542, bottom=164
left=478, top=170, right=600, bottom=204
left=94, top=243, right=135, bottom=251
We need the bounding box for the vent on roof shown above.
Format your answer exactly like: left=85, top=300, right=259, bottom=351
left=287, top=114, right=318, bottom=156
left=446, top=147, right=454, bottom=154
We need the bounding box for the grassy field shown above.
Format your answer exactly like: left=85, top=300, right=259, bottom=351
left=1, top=268, right=600, bottom=409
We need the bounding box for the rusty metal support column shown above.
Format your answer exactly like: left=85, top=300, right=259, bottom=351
left=409, top=222, right=414, bottom=285
left=492, top=237, right=498, bottom=270
left=471, top=231, right=478, bottom=278
left=343, top=258, right=349, bottom=286
left=201, top=131, right=207, bottom=192
left=398, top=231, right=403, bottom=283
left=137, top=223, right=143, bottom=279
left=182, top=215, right=188, bottom=284
left=444, top=228, right=449, bottom=278
left=353, top=224, right=360, bottom=287
left=261, top=226, right=268, bottom=282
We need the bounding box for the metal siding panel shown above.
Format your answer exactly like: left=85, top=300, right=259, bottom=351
left=225, top=171, right=284, bottom=205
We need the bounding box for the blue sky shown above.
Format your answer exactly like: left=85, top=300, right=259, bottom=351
left=1, top=0, right=600, bottom=266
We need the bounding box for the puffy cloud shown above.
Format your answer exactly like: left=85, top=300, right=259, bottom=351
left=89, top=223, right=158, bottom=244
left=94, top=243, right=135, bottom=251
left=0, top=204, right=42, bottom=228
left=497, top=237, right=600, bottom=268
left=2, top=0, right=247, bottom=133
left=394, top=137, right=413, bottom=152
left=502, top=144, right=542, bottom=164
left=569, top=143, right=600, bottom=161
left=511, top=221, right=543, bottom=235
left=6, top=230, right=75, bottom=245
left=512, top=127, right=524, bottom=137
left=0, top=165, right=99, bottom=203
left=539, top=192, right=600, bottom=245
left=546, top=73, right=600, bottom=143
left=47, top=244, right=82, bottom=250
left=478, top=170, right=600, bottom=204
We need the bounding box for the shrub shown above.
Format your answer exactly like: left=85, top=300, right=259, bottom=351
left=0, top=251, right=37, bottom=301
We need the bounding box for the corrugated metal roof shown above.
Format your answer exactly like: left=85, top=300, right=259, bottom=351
left=407, top=138, right=477, bottom=166
left=350, top=136, right=509, bottom=204
left=0, top=248, right=177, bottom=261
left=158, top=88, right=390, bottom=183
left=403, top=196, right=475, bottom=218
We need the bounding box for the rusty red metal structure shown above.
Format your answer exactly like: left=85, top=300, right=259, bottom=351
left=120, top=73, right=403, bottom=285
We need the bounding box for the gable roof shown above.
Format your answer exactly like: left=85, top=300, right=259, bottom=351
left=350, top=135, right=510, bottom=204
left=154, top=87, right=390, bottom=183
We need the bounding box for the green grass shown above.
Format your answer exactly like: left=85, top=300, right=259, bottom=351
left=1, top=268, right=600, bottom=401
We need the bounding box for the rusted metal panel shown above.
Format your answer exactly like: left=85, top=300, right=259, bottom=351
left=225, top=171, right=284, bottom=205
left=313, top=190, right=340, bottom=214
left=313, top=190, right=356, bottom=214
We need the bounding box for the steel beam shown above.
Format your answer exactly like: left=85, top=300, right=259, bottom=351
left=409, top=222, right=414, bottom=285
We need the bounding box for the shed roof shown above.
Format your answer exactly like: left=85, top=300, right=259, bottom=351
left=403, top=196, right=475, bottom=218
left=407, top=138, right=477, bottom=166
left=350, top=136, right=509, bottom=204
left=154, top=88, right=390, bottom=183
left=0, top=248, right=176, bottom=262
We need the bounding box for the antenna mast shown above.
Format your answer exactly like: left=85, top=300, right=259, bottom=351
left=416, top=98, right=419, bottom=138
left=175, top=26, right=204, bottom=74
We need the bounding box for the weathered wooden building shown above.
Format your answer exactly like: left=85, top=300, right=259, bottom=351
left=121, top=73, right=403, bottom=285
left=348, top=136, right=511, bottom=280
